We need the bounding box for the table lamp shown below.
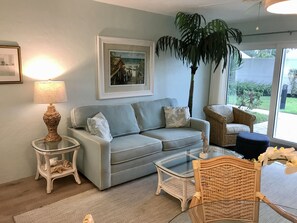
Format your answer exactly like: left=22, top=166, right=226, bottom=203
left=34, top=80, right=67, bottom=142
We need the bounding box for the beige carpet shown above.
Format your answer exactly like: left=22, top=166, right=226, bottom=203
left=14, top=163, right=297, bottom=223
left=14, top=174, right=181, bottom=223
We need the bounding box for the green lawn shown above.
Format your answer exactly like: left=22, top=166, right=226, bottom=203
left=248, top=111, right=269, bottom=124
left=228, top=95, right=297, bottom=115
left=257, top=96, right=297, bottom=114
left=256, top=96, right=270, bottom=110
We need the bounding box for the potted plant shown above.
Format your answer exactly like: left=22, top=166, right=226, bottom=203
left=156, top=12, right=243, bottom=115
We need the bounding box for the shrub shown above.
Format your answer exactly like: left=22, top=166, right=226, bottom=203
left=237, top=90, right=262, bottom=110
left=288, top=69, right=297, bottom=97
left=227, top=81, right=272, bottom=109
left=228, top=81, right=271, bottom=96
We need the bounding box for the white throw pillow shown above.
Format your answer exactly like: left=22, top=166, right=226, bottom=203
left=164, top=106, right=191, bottom=128
left=87, top=112, right=113, bottom=142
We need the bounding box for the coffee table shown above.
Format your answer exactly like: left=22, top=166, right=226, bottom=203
left=153, top=146, right=243, bottom=211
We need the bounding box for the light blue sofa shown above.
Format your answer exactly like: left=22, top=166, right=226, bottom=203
left=68, top=98, right=210, bottom=190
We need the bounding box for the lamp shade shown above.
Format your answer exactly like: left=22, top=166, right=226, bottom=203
left=264, top=0, right=297, bottom=14
left=34, top=81, right=67, bottom=104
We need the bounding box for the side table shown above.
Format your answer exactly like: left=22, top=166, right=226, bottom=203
left=32, top=136, right=81, bottom=193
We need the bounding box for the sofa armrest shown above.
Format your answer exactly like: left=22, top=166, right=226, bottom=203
left=68, top=127, right=111, bottom=190
left=190, top=118, right=210, bottom=143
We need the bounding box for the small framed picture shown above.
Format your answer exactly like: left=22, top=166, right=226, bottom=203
left=97, top=36, right=154, bottom=99
left=0, top=45, right=22, bottom=84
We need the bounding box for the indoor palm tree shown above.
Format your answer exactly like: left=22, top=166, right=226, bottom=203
left=156, top=12, right=243, bottom=115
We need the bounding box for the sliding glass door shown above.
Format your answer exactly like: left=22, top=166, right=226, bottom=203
left=226, top=43, right=297, bottom=146
left=227, top=48, right=275, bottom=135
left=272, top=48, right=297, bottom=143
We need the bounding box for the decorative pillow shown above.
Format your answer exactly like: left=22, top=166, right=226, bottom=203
left=87, top=112, right=113, bottom=142
left=164, top=106, right=191, bottom=128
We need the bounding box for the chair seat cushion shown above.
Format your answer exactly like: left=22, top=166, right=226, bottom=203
left=110, top=134, right=162, bottom=164
left=141, top=128, right=201, bottom=151
left=226, top=123, right=250, bottom=134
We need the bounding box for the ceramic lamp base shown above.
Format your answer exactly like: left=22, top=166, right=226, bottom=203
left=43, top=104, right=62, bottom=142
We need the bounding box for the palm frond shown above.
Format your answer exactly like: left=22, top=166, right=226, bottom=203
left=155, top=36, right=185, bottom=62
left=202, top=19, right=242, bottom=71
left=155, top=12, right=243, bottom=114
left=175, top=12, right=206, bottom=34
left=227, top=28, right=242, bottom=44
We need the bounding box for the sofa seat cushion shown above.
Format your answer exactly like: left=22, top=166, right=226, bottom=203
left=141, top=128, right=201, bottom=151
left=226, top=123, right=250, bottom=134
left=110, top=134, right=162, bottom=164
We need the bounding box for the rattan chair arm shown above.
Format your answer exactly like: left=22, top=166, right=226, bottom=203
left=257, top=192, right=297, bottom=223
left=203, top=107, right=227, bottom=123
left=233, top=107, right=256, bottom=126
left=208, top=117, right=227, bottom=134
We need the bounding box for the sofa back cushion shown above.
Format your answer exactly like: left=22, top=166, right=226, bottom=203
left=71, top=104, right=140, bottom=137
left=132, top=98, right=178, bottom=132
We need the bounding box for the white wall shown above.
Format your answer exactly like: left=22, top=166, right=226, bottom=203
left=0, top=0, right=210, bottom=184
left=231, top=15, right=297, bottom=44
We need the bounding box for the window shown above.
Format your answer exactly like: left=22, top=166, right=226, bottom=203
left=226, top=45, right=297, bottom=147
left=272, top=48, right=297, bottom=143
left=227, top=49, right=275, bottom=134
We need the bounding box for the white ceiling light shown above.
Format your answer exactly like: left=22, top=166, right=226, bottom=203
left=264, top=0, right=297, bottom=14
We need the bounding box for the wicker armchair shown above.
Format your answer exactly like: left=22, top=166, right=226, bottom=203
left=203, top=105, right=256, bottom=147
left=189, top=156, right=297, bottom=222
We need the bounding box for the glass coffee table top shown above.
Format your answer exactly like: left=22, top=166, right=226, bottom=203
left=154, top=146, right=243, bottom=178
left=169, top=200, right=297, bottom=223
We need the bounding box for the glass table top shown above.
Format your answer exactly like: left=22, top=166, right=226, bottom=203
left=32, top=136, right=79, bottom=152
left=169, top=200, right=297, bottom=223
left=153, top=146, right=243, bottom=178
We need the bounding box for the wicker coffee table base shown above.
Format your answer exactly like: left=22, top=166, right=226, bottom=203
left=155, top=168, right=196, bottom=211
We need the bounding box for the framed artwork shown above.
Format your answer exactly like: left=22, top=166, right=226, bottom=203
left=0, top=45, right=22, bottom=84
left=97, top=36, right=154, bottom=99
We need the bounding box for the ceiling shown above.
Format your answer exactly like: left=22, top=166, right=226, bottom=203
left=93, top=0, right=276, bottom=23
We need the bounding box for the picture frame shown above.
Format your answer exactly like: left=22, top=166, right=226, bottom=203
left=97, top=36, right=154, bottom=99
left=0, top=45, right=22, bottom=84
